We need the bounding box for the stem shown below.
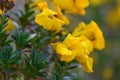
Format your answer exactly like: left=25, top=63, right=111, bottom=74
left=52, top=56, right=63, bottom=80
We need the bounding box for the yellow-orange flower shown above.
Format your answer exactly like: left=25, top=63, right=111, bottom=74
left=51, top=0, right=89, bottom=15
left=4, top=19, right=16, bottom=32
left=35, top=8, right=65, bottom=31
left=72, top=21, right=105, bottom=50
left=51, top=34, right=93, bottom=73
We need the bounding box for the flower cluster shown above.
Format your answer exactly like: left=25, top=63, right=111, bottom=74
left=35, top=0, right=105, bottom=73
left=0, top=0, right=106, bottom=79
left=51, top=34, right=93, bottom=73
left=51, top=21, right=105, bottom=73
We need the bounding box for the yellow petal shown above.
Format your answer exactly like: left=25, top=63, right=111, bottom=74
left=72, top=21, right=105, bottom=50
left=35, top=13, right=52, bottom=30
left=60, top=51, right=76, bottom=62
left=56, top=6, right=70, bottom=24
left=106, top=5, right=120, bottom=28
left=52, top=0, right=88, bottom=15
left=82, top=57, right=93, bottom=73
left=76, top=56, right=93, bottom=73
left=4, top=19, right=16, bottom=32
left=79, top=35, right=93, bottom=54
left=52, top=0, right=75, bottom=11
left=75, top=53, right=89, bottom=63
left=72, top=22, right=86, bottom=37
left=56, top=43, right=72, bottom=55
left=77, top=8, right=86, bottom=15
left=41, top=8, right=57, bottom=16
left=0, top=9, right=3, bottom=15
left=37, top=1, right=48, bottom=10
left=56, top=43, right=76, bottom=62
left=51, top=42, right=60, bottom=50
left=87, top=21, right=105, bottom=50
left=75, top=0, right=89, bottom=8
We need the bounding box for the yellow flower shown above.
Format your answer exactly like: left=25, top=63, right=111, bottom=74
left=0, top=9, right=3, bottom=15
left=106, top=5, right=120, bottom=28
left=51, top=0, right=89, bottom=15
left=72, top=21, right=105, bottom=50
left=37, top=1, right=48, bottom=10
left=55, top=34, right=83, bottom=62
left=35, top=8, right=65, bottom=31
left=56, top=43, right=77, bottom=62
left=51, top=34, right=93, bottom=73
left=29, top=0, right=47, bottom=11
left=102, top=68, right=113, bottom=80
left=4, top=19, right=16, bottom=32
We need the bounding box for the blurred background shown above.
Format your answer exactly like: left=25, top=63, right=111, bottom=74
left=8, top=0, right=120, bottom=80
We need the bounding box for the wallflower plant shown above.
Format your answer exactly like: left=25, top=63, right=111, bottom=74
left=0, top=0, right=105, bottom=80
